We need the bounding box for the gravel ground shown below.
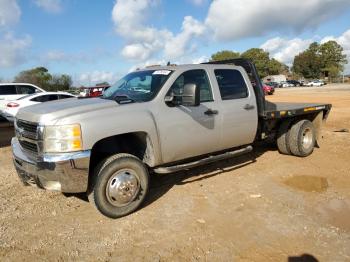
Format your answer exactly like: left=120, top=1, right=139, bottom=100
left=0, top=84, right=350, bottom=261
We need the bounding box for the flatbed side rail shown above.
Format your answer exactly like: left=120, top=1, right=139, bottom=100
left=263, top=104, right=332, bottom=120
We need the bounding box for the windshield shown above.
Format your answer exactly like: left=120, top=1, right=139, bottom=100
left=103, top=70, right=172, bottom=102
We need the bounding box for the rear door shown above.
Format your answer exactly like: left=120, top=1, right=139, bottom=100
left=211, top=67, right=258, bottom=148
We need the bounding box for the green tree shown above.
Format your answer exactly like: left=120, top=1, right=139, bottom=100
left=319, top=40, right=347, bottom=80
left=211, top=48, right=289, bottom=78
left=14, top=67, right=72, bottom=91
left=292, top=42, right=322, bottom=79
left=49, top=74, right=73, bottom=91
left=210, top=50, right=240, bottom=61
left=292, top=41, right=347, bottom=80
left=268, top=58, right=289, bottom=75
left=15, top=67, right=52, bottom=89
left=241, top=48, right=271, bottom=78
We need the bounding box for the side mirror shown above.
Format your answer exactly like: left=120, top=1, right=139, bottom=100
left=181, top=83, right=200, bottom=107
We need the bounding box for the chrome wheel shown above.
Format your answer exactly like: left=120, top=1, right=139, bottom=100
left=302, top=128, right=313, bottom=150
left=105, top=169, right=140, bottom=207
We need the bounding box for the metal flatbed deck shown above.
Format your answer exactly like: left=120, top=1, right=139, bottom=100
left=263, top=101, right=332, bottom=119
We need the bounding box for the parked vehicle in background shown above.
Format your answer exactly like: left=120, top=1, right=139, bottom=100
left=0, top=83, right=45, bottom=121
left=262, top=83, right=275, bottom=95
left=0, top=83, right=45, bottom=109
left=306, top=80, right=323, bottom=87
left=287, top=80, right=302, bottom=87
left=265, top=81, right=279, bottom=88
left=1, top=92, right=75, bottom=122
left=79, top=85, right=110, bottom=98
left=11, top=59, right=331, bottom=218
left=279, top=81, right=293, bottom=88
left=262, top=74, right=287, bottom=83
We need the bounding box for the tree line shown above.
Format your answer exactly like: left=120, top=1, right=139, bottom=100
left=2, top=39, right=346, bottom=90
left=13, top=67, right=73, bottom=91
left=211, top=40, right=347, bottom=81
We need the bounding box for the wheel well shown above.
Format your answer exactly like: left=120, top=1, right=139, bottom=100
left=88, top=132, right=155, bottom=190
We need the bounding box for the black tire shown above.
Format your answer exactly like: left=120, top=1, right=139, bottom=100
left=277, top=119, right=293, bottom=155
left=288, top=120, right=316, bottom=157
left=88, top=153, right=149, bottom=218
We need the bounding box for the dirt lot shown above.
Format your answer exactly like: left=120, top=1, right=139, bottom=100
left=1, top=84, right=350, bottom=261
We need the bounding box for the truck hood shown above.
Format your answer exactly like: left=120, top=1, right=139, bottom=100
left=16, top=97, right=117, bottom=124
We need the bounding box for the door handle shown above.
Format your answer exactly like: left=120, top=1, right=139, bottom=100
left=243, top=104, right=255, bottom=110
left=204, top=109, right=219, bottom=115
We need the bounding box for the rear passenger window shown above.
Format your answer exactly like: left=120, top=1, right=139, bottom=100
left=31, top=95, right=59, bottom=102
left=17, top=85, right=36, bottom=95
left=58, top=95, right=73, bottom=99
left=214, top=69, right=248, bottom=100
left=0, top=85, right=17, bottom=95
left=167, top=69, right=213, bottom=103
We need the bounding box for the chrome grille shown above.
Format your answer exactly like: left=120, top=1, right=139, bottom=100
left=16, top=119, right=40, bottom=155
left=19, top=140, right=38, bottom=153
left=17, top=120, right=38, bottom=134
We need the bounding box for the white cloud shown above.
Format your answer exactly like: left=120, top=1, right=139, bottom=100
left=34, top=0, right=62, bottom=13
left=121, top=43, right=153, bottom=61
left=43, top=50, right=67, bottom=61
left=78, top=71, right=119, bottom=85
left=205, top=0, right=350, bottom=41
left=191, top=55, right=209, bottom=64
left=41, top=49, right=108, bottom=64
left=112, top=0, right=205, bottom=61
left=260, top=29, right=350, bottom=73
left=261, top=37, right=313, bottom=65
left=0, top=33, right=32, bottom=68
left=164, top=16, right=205, bottom=59
left=0, top=0, right=21, bottom=27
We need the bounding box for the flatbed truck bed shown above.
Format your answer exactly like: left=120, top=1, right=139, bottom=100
left=263, top=101, right=332, bottom=120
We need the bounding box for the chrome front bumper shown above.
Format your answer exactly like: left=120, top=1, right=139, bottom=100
left=12, top=137, right=91, bottom=193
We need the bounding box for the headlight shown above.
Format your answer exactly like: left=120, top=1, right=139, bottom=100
left=43, top=124, right=83, bottom=153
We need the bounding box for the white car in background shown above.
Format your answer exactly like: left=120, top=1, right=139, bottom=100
left=1, top=92, right=75, bottom=122
left=279, top=81, right=293, bottom=88
left=0, top=83, right=45, bottom=104
left=306, top=80, right=323, bottom=87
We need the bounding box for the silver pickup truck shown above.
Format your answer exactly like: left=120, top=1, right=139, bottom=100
left=12, top=59, right=331, bottom=218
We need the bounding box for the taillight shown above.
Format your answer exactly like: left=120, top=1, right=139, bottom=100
left=7, top=102, right=19, bottom=107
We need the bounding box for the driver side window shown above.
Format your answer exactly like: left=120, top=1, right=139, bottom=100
left=167, top=69, right=213, bottom=103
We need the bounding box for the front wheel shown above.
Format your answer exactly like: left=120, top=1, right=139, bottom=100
left=88, top=153, right=149, bottom=218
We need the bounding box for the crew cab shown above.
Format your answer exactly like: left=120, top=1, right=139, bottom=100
left=11, top=59, right=331, bottom=218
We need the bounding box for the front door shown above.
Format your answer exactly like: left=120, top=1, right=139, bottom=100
left=156, top=69, right=221, bottom=163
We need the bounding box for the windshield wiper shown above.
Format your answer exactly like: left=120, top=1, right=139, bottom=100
left=113, top=95, right=135, bottom=104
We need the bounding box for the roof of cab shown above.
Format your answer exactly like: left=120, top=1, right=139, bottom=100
left=136, top=63, right=242, bottom=72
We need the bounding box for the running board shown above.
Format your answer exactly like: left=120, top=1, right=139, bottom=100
left=154, top=146, right=253, bottom=174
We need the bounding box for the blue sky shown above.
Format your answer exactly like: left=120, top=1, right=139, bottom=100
left=1, top=0, right=350, bottom=85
